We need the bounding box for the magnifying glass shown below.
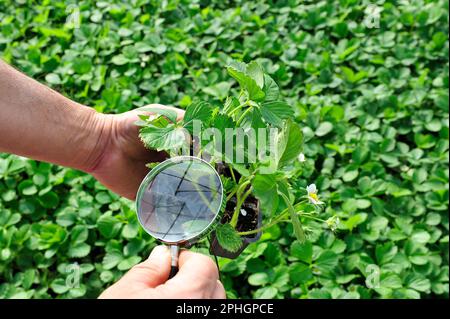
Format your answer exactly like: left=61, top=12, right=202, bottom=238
left=136, top=156, right=224, bottom=279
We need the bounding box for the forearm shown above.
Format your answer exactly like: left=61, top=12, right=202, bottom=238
left=0, top=60, right=106, bottom=171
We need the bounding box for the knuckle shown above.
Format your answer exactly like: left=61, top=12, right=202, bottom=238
left=130, top=261, right=160, bottom=276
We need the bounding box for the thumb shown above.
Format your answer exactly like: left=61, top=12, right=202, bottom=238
left=121, top=245, right=171, bottom=288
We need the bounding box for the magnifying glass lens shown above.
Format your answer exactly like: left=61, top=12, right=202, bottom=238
left=136, top=157, right=223, bottom=244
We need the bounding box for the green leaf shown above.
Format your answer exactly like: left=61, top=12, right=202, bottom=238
left=414, top=133, right=435, bottom=149
left=39, top=27, right=71, bottom=39
left=263, top=74, right=279, bottom=102
left=290, top=241, right=313, bottom=264
left=252, top=174, right=279, bottom=215
left=70, top=225, right=89, bottom=244
left=95, top=191, right=111, bottom=204
left=139, top=106, right=178, bottom=123
left=213, top=114, right=235, bottom=135
left=375, top=243, right=398, bottom=264
left=227, top=60, right=247, bottom=72
left=111, top=54, right=129, bottom=65
left=289, top=263, right=313, bottom=284
left=118, top=256, right=142, bottom=271
left=343, top=213, right=367, bottom=231
left=381, top=273, right=403, bottom=289
left=405, top=274, right=431, bottom=292
left=100, top=271, right=114, bottom=283
left=140, top=125, right=189, bottom=152
left=246, top=61, right=264, bottom=88
left=343, top=169, right=359, bottom=182
left=102, top=251, right=123, bottom=270
left=248, top=272, right=269, bottom=286
left=202, top=81, right=232, bottom=100
left=38, top=191, right=59, bottom=209
left=72, top=57, right=92, bottom=74
left=50, top=278, right=69, bottom=294
left=278, top=120, right=303, bottom=167
left=22, top=270, right=35, bottom=290
left=18, top=180, right=37, bottom=196
left=227, top=66, right=265, bottom=101
left=260, top=101, right=294, bottom=127
left=68, top=285, right=87, bottom=298
left=97, top=215, right=121, bottom=239
left=183, top=101, right=213, bottom=132
left=254, top=286, right=278, bottom=299
left=215, top=223, right=242, bottom=253
left=315, top=122, right=334, bottom=136
left=45, top=73, right=61, bottom=85
left=315, top=250, right=338, bottom=273
left=68, top=243, right=91, bottom=258
left=411, top=230, right=430, bottom=244
left=122, top=222, right=139, bottom=239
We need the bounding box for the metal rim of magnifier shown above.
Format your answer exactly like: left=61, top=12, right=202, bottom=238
left=136, top=155, right=225, bottom=246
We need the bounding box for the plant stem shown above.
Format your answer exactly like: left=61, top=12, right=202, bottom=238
left=299, top=214, right=326, bottom=223
left=236, top=105, right=253, bottom=126
left=236, top=179, right=251, bottom=195
left=280, top=192, right=306, bottom=242
left=226, top=187, right=237, bottom=201
left=229, top=179, right=252, bottom=228
left=230, top=187, right=252, bottom=228
left=228, top=100, right=249, bottom=117
left=229, top=166, right=237, bottom=183
left=240, top=187, right=253, bottom=204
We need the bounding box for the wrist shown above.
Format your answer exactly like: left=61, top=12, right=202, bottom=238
left=69, top=105, right=112, bottom=173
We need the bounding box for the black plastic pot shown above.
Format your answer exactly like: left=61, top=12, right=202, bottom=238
left=209, top=200, right=262, bottom=259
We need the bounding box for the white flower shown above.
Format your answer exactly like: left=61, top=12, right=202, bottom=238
left=306, top=184, right=324, bottom=205
left=298, top=153, right=306, bottom=162
left=240, top=208, right=247, bottom=216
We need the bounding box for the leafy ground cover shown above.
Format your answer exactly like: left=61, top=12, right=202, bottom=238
left=0, top=0, right=448, bottom=299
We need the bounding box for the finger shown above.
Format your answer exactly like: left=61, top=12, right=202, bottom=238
left=160, top=250, right=220, bottom=298
left=120, top=104, right=185, bottom=138
left=120, top=245, right=171, bottom=288
left=211, top=280, right=226, bottom=299
left=136, top=104, right=185, bottom=121
left=177, top=250, right=219, bottom=280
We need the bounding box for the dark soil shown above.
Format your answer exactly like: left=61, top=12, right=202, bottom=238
left=220, top=196, right=259, bottom=238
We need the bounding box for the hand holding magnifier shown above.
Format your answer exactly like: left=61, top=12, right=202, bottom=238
left=136, top=156, right=224, bottom=278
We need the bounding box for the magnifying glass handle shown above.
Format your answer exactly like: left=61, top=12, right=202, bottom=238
left=168, top=245, right=180, bottom=279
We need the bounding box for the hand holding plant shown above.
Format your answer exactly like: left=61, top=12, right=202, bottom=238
left=87, top=105, right=184, bottom=200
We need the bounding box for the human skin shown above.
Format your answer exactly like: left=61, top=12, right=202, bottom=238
left=0, top=59, right=183, bottom=199
left=0, top=60, right=225, bottom=299
left=99, top=246, right=225, bottom=299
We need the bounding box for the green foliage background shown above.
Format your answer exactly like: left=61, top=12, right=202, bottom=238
left=0, top=0, right=448, bottom=299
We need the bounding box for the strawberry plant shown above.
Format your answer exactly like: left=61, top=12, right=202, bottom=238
left=137, top=60, right=334, bottom=256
